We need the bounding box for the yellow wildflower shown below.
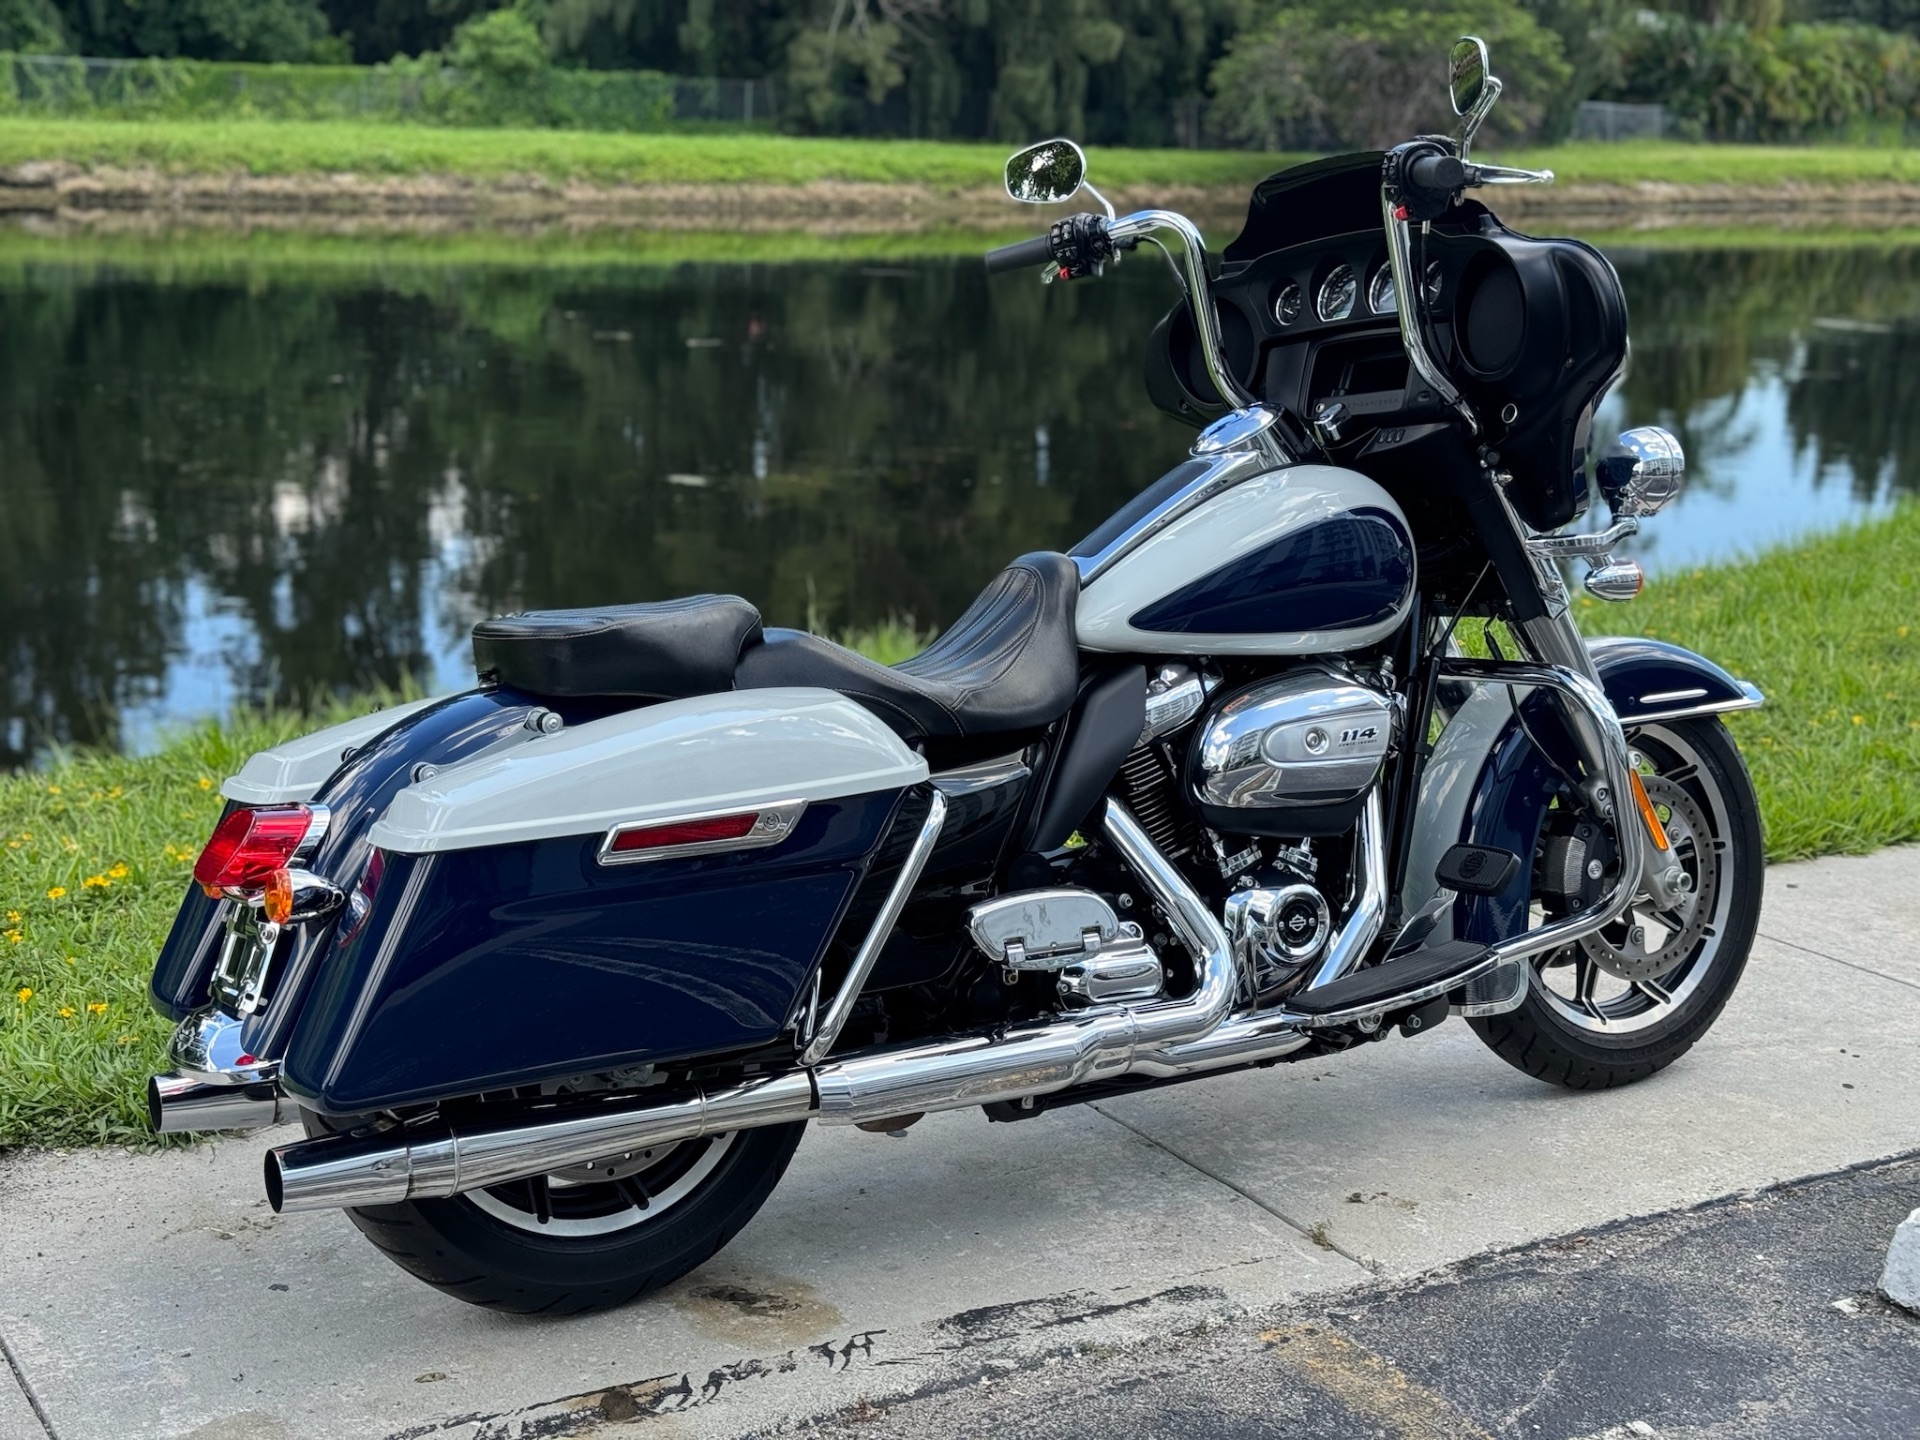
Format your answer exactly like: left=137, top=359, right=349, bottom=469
left=18, top=832, right=30, bottom=841
left=108, top=787, right=122, bottom=800
left=46, top=785, right=59, bottom=795
left=4, top=930, right=21, bottom=944
left=1853, top=715, right=1865, bottom=726
left=5, top=911, right=18, bottom=923
left=46, top=886, right=66, bottom=900
left=1901, top=626, right=1911, bottom=638
left=87, top=1002, right=107, bottom=1015
left=5, top=842, right=16, bottom=850
left=108, top=863, right=129, bottom=880
left=56, top=1006, right=74, bottom=1019
left=14, top=988, right=29, bottom=1003
left=61, top=839, right=76, bottom=852
left=82, top=874, right=109, bottom=890
left=116, top=1034, right=133, bottom=1045
left=197, top=777, right=213, bottom=791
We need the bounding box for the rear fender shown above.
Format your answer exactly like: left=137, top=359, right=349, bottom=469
left=150, top=690, right=557, bottom=1025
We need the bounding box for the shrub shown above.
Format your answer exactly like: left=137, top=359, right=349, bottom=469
left=1608, top=15, right=1920, bottom=143
left=1208, top=0, right=1572, bottom=151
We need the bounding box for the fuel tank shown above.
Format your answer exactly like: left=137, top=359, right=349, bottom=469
left=1073, top=459, right=1415, bottom=657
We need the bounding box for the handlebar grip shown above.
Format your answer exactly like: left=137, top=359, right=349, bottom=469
left=984, top=233, right=1056, bottom=275
left=1406, top=153, right=1466, bottom=193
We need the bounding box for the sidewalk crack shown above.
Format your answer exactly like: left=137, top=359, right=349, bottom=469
left=0, top=1326, right=59, bottom=1440
left=1758, top=930, right=1920, bottom=993
left=1089, top=1102, right=1376, bottom=1276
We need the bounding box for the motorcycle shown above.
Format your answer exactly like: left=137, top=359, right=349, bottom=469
left=145, top=38, right=1764, bottom=1315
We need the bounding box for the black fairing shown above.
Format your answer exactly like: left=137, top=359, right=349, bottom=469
left=1144, top=152, right=1628, bottom=533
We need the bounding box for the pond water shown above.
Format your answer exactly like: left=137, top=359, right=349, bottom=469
left=2, top=237, right=1915, bottom=763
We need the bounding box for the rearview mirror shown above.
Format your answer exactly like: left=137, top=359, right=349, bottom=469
left=1004, top=139, right=1086, bottom=205
left=1449, top=36, right=1489, bottom=118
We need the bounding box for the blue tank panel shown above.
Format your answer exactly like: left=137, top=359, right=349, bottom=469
left=280, top=790, right=904, bottom=1115
left=1127, top=508, right=1413, bottom=636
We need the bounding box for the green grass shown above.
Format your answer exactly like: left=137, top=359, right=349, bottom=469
left=0, top=115, right=1297, bottom=187
left=2, top=512, right=1915, bottom=1149
left=1574, top=506, right=1920, bottom=862
left=6, top=117, right=1920, bottom=193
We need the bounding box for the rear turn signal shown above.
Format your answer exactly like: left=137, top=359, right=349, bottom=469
left=193, top=805, right=315, bottom=894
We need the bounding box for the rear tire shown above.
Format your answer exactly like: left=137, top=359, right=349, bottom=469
left=302, top=1110, right=805, bottom=1315
left=1469, top=716, right=1763, bottom=1090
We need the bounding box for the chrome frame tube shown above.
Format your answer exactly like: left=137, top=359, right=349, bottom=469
left=1301, top=789, right=1387, bottom=993
left=1381, top=198, right=1474, bottom=432
left=799, top=789, right=948, bottom=1066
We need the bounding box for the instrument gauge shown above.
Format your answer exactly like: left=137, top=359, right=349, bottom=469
left=1367, top=267, right=1398, bottom=316
left=1424, top=260, right=1444, bottom=305
left=1273, top=282, right=1303, bottom=327
left=1317, top=265, right=1357, bottom=323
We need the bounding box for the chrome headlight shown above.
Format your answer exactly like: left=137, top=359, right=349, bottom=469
left=1596, top=426, right=1685, bottom=519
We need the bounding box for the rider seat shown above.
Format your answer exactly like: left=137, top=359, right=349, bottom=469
left=733, top=552, right=1082, bottom=743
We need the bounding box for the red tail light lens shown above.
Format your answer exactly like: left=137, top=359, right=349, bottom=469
left=193, top=805, right=315, bottom=892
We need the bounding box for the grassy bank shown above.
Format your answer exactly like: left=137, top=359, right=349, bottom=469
left=0, top=117, right=1295, bottom=187
left=1576, top=507, right=1920, bottom=861
left=1, top=515, right=1914, bottom=1148
left=7, top=117, right=1920, bottom=191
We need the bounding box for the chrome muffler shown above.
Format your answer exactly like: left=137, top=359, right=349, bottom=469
left=267, top=799, right=1242, bottom=1215
left=149, top=1072, right=296, bottom=1134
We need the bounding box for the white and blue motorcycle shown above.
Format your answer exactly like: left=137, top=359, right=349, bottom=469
left=147, top=40, right=1764, bottom=1314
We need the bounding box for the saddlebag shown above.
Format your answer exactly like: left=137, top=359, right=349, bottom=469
left=277, top=687, right=928, bottom=1115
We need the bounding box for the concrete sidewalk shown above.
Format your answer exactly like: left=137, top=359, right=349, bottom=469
left=1, top=847, right=1916, bottom=1440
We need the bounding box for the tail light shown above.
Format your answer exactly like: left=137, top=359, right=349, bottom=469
left=194, top=805, right=317, bottom=902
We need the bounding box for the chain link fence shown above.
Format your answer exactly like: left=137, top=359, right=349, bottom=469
left=1572, top=101, right=1670, bottom=142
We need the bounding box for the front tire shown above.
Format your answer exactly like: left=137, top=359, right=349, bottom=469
left=303, top=1110, right=806, bottom=1315
left=1469, top=716, right=1763, bottom=1090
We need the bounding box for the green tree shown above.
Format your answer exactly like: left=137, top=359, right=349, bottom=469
left=449, top=3, right=551, bottom=78
left=53, top=0, right=338, bottom=61
left=1208, top=0, right=1571, bottom=149
left=0, top=0, right=65, bottom=51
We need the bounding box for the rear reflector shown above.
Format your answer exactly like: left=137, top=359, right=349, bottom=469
left=193, top=805, right=315, bottom=891
left=607, top=812, right=761, bottom=854
left=599, top=801, right=806, bottom=865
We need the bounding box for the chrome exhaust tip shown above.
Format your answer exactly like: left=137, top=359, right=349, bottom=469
left=148, top=1072, right=294, bottom=1135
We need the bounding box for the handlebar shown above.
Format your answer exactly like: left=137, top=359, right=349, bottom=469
left=1406, top=153, right=1466, bottom=194
left=984, top=233, right=1056, bottom=275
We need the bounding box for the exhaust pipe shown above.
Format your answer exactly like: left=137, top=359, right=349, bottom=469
left=149, top=1072, right=296, bottom=1134
left=267, top=799, right=1243, bottom=1214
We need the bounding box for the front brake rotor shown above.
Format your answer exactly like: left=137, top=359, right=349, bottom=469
left=1581, top=774, right=1717, bottom=982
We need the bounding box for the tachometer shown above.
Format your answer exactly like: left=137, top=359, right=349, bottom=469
left=1316, top=265, right=1357, bottom=323
left=1367, top=267, right=1398, bottom=316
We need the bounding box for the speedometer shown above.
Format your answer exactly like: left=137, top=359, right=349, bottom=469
left=1316, top=265, right=1357, bottom=323
left=1367, top=267, right=1398, bottom=316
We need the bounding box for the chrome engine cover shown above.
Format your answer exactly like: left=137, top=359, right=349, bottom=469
left=967, top=888, right=1165, bottom=1008
left=1189, top=667, right=1394, bottom=834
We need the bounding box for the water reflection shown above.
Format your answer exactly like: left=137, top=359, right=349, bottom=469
left=1, top=242, right=1915, bottom=760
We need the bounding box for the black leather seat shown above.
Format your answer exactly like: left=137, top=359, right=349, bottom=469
left=734, top=552, right=1081, bottom=742
left=473, top=595, right=763, bottom=700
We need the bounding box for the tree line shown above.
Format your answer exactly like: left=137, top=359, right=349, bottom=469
left=3, top=0, right=1919, bottom=143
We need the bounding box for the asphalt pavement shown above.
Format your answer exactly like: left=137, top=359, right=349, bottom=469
left=0, top=845, right=1916, bottom=1440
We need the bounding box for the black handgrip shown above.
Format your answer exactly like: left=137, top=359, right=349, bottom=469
left=1406, top=153, right=1467, bottom=193
left=985, top=233, right=1055, bottom=275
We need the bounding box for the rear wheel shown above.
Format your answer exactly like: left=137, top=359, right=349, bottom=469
left=302, top=1109, right=805, bottom=1315
left=1469, top=716, right=1762, bottom=1089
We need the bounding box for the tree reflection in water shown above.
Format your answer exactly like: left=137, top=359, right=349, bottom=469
left=1, top=242, right=1916, bottom=762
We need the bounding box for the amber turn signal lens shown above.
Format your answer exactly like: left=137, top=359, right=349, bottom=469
left=262, top=867, right=294, bottom=925
left=1628, top=770, right=1670, bottom=852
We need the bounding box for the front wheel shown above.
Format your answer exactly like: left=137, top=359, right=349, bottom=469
left=1470, top=715, right=1763, bottom=1090
left=303, top=1109, right=806, bottom=1315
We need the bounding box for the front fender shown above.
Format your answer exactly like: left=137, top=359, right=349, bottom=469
left=1417, top=636, right=1762, bottom=948
left=1588, top=636, right=1763, bottom=725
